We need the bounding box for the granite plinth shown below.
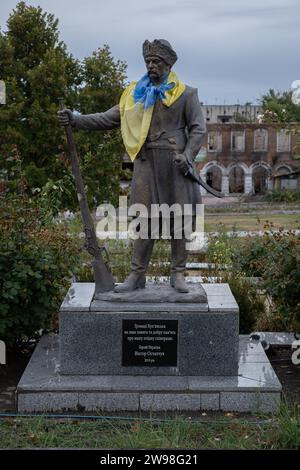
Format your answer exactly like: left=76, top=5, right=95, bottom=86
left=59, top=283, right=239, bottom=376
left=16, top=282, right=282, bottom=413
left=16, top=335, right=282, bottom=413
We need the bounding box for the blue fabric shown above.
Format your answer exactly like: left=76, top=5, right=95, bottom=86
left=133, top=73, right=175, bottom=109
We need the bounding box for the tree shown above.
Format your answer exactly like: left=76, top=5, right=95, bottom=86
left=76, top=45, right=127, bottom=208
left=260, top=88, right=300, bottom=123
left=0, top=2, right=127, bottom=210
left=0, top=2, right=80, bottom=186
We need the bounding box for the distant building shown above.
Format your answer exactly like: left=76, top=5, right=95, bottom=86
left=196, top=123, right=300, bottom=195
left=202, top=104, right=262, bottom=124
left=121, top=102, right=300, bottom=196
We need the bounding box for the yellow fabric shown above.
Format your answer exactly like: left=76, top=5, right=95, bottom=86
left=119, top=71, right=186, bottom=161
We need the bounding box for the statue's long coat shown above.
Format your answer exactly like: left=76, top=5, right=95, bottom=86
left=73, top=86, right=206, bottom=213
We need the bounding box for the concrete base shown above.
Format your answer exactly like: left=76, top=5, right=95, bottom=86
left=17, top=334, right=281, bottom=413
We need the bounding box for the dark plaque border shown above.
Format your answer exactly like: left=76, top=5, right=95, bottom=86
left=122, top=319, right=178, bottom=367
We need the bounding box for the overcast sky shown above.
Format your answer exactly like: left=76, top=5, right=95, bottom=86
left=1, top=0, right=299, bottom=104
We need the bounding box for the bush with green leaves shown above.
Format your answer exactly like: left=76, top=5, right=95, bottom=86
left=206, top=231, right=234, bottom=267
left=231, top=230, right=300, bottom=331
left=0, top=194, right=83, bottom=346
left=223, top=272, right=265, bottom=334
left=264, top=189, right=300, bottom=203
left=231, top=235, right=269, bottom=277
left=257, top=230, right=300, bottom=331
left=206, top=232, right=265, bottom=333
left=112, top=238, right=171, bottom=281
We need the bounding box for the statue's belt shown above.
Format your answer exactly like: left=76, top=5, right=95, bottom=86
left=144, top=128, right=186, bottom=151
left=139, top=130, right=225, bottom=198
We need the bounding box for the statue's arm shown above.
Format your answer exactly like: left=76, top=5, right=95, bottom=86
left=183, top=89, right=207, bottom=161
left=72, top=104, right=121, bottom=131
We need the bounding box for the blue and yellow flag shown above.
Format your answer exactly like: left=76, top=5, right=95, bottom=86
left=120, top=71, right=185, bottom=161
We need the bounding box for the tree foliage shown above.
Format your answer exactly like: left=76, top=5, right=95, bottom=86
left=0, top=1, right=127, bottom=210
left=0, top=191, right=84, bottom=346
left=232, top=229, right=300, bottom=331
left=76, top=46, right=127, bottom=208
left=260, top=88, right=300, bottom=123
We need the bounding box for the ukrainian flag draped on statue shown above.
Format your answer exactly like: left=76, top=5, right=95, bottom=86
left=120, top=71, right=186, bottom=161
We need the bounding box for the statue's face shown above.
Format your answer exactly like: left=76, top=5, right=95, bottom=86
left=145, top=56, right=170, bottom=84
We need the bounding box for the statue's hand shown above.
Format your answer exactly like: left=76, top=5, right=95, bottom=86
left=174, top=153, right=190, bottom=175
left=57, top=108, right=74, bottom=127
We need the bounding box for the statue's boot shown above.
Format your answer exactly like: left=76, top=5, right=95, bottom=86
left=170, top=238, right=189, bottom=293
left=114, top=238, right=154, bottom=293
left=114, top=272, right=146, bottom=292
left=171, top=272, right=189, bottom=293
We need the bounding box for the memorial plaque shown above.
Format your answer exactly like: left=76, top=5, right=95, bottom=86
left=122, top=319, right=178, bottom=367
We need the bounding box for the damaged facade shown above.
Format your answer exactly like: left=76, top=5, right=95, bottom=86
left=196, top=123, right=300, bottom=195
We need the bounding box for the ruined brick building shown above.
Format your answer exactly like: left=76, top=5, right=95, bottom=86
left=195, top=105, right=300, bottom=195
left=122, top=105, right=300, bottom=196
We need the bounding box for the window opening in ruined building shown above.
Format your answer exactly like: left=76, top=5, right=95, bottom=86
left=207, top=132, right=222, bottom=152
left=254, top=129, right=268, bottom=152
left=231, top=131, right=245, bottom=152
left=277, top=130, right=291, bottom=152
left=206, top=166, right=222, bottom=191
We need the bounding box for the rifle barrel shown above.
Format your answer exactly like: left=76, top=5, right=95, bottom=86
left=59, top=100, right=115, bottom=293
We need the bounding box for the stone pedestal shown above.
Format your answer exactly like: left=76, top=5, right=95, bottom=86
left=60, top=283, right=239, bottom=376
left=16, top=283, right=282, bottom=413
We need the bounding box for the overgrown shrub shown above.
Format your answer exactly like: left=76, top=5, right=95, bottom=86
left=221, top=272, right=265, bottom=334
left=74, top=238, right=171, bottom=283
left=232, top=230, right=300, bottom=331
left=206, top=232, right=265, bottom=333
left=264, top=189, right=300, bottom=202
left=231, top=235, right=269, bottom=277
left=0, top=194, right=83, bottom=345
left=257, top=230, right=300, bottom=331
left=207, top=231, right=234, bottom=267
left=69, top=236, right=171, bottom=285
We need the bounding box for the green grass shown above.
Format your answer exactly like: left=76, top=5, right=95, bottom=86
left=67, top=211, right=300, bottom=235
left=64, top=205, right=300, bottom=238
left=205, top=202, right=300, bottom=214
left=204, top=214, right=300, bottom=232
left=0, top=405, right=299, bottom=449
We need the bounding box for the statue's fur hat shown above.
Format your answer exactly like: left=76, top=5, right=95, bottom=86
left=143, top=39, right=177, bottom=66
